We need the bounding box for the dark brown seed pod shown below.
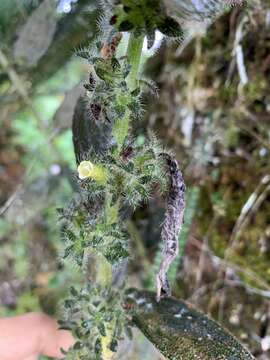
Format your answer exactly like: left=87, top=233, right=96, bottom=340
left=84, top=72, right=96, bottom=92
left=89, top=72, right=96, bottom=86
left=156, top=154, right=185, bottom=302
left=110, top=15, right=118, bottom=25
left=90, top=104, right=102, bottom=121
left=120, top=145, right=133, bottom=162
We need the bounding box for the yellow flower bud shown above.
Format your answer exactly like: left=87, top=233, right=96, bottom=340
left=77, top=160, right=94, bottom=179
left=77, top=160, right=107, bottom=185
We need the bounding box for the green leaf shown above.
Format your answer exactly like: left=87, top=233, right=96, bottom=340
left=157, top=17, right=184, bottom=38
left=119, top=20, right=134, bottom=31
left=70, top=286, right=79, bottom=297
left=98, top=322, right=106, bottom=336
left=95, top=338, right=102, bottom=354
left=112, top=111, right=130, bottom=153
left=110, top=339, right=118, bottom=352
left=104, top=242, right=129, bottom=264
left=73, top=341, right=83, bottom=350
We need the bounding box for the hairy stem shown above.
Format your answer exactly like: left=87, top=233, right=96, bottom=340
left=126, top=33, right=144, bottom=91
left=96, top=254, right=112, bottom=287
left=99, top=33, right=144, bottom=359
left=112, top=33, right=144, bottom=154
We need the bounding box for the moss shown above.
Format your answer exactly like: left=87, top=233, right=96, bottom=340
left=128, top=290, right=254, bottom=360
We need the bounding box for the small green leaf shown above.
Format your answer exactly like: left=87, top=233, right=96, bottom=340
left=157, top=17, right=184, bottom=38
left=73, top=341, right=83, bottom=350
left=110, top=339, right=118, bottom=352
left=63, top=245, right=74, bottom=258
left=95, top=338, right=102, bottom=354
left=70, top=286, right=78, bottom=297
left=104, top=242, right=129, bottom=264
left=119, top=20, right=134, bottom=31
left=98, top=322, right=106, bottom=336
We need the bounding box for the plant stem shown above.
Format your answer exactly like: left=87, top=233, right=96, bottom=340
left=94, top=33, right=144, bottom=360
left=95, top=254, right=113, bottom=359
left=126, top=33, right=144, bottom=91
left=101, top=321, right=116, bottom=360
left=96, top=253, right=112, bottom=287
left=112, top=33, right=144, bottom=154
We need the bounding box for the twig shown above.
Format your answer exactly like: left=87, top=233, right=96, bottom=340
left=0, top=185, right=23, bottom=216
left=226, top=279, right=270, bottom=299
left=156, top=156, right=185, bottom=301
left=230, top=175, right=270, bottom=244
left=209, top=174, right=270, bottom=320
left=237, top=123, right=270, bottom=151
left=233, top=16, right=249, bottom=87
left=235, top=44, right=248, bottom=85
left=190, top=236, right=270, bottom=292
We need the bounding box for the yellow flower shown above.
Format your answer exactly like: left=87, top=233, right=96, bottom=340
left=77, top=160, right=107, bottom=184
left=77, top=160, right=94, bottom=179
